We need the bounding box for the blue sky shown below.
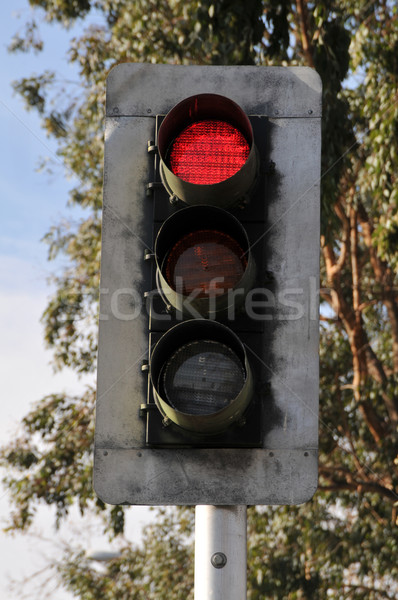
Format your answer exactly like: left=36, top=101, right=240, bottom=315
left=0, top=5, right=92, bottom=598
left=0, top=5, right=86, bottom=441
left=0, top=5, right=149, bottom=597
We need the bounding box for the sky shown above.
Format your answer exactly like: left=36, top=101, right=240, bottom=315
left=0, top=4, right=150, bottom=598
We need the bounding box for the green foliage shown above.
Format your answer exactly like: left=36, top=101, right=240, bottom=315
left=248, top=502, right=398, bottom=599
left=41, top=216, right=101, bottom=372
left=8, top=19, right=44, bottom=53
left=57, top=508, right=194, bottom=599
left=1, top=390, right=96, bottom=529
left=13, top=71, right=55, bottom=114
left=2, top=1, right=398, bottom=598
left=29, top=0, right=92, bottom=23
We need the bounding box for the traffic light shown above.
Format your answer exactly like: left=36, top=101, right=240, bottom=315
left=157, top=93, right=257, bottom=208
left=94, top=64, right=322, bottom=506
left=146, top=92, right=262, bottom=447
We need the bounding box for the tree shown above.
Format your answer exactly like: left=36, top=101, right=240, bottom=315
left=1, top=1, right=398, bottom=598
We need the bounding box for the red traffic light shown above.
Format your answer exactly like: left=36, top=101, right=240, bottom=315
left=158, top=93, right=258, bottom=208
left=168, top=119, right=250, bottom=185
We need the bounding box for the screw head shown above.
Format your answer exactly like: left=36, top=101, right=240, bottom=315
left=211, top=552, right=227, bottom=569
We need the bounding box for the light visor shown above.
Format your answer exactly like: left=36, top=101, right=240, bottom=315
left=154, top=205, right=256, bottom=318
left=150, top=320, right=254, bottom=433
left=158, top=93, right=258, bottom=208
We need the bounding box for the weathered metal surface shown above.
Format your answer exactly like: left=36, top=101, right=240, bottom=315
left=105, top=64, right=322, bottom=118
left=94, top=64, right=321, bottom=505
left=194, top=505, right=247, bottom=600
left=94, top=447, right=318, bottom=505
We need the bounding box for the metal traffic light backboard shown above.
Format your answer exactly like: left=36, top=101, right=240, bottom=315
left=94, top=64, right=322, bottom=506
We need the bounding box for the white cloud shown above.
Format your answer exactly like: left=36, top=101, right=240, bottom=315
left=0, top=256, right=90, bottom=599
left=0, top=255, right=93, bottom=440
left=0, top=255, right=151, bottom=599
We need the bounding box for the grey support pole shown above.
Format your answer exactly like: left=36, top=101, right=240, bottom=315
left=194, top=505, right=247, bottom=600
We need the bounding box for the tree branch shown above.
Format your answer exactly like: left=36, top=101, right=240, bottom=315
left=358, top=200, right=398, bottom=375
left=295, top=0, right=315, bottom=67
left=330, top=200, right=350, bottom=276
left=319, top=474, right=398, bottom=504
left=322, top=217, right=387, bottom=442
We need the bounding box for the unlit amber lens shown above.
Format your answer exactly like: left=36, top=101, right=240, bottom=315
left=164, top=229, right=247, bottom=297
left=168, top=120, right=250, bottom=184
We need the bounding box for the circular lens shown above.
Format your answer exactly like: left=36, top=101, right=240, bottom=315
left=168, top=120, right=250, bottom=184
left=164, top=229, right=247, bottom=297
left=160, top=340, right=246, bottom=415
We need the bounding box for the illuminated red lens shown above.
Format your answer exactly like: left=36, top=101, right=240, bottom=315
left=168, top=120, right=250, bottom=184
left=165, top=229, right=247, bottom=296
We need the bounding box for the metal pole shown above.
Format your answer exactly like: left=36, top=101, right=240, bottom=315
left=194, top=505, right=247, bottom=600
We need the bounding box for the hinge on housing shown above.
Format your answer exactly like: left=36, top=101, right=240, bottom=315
left=139, top=403, right=157, bottom=418
left=144, top=249, right=155, bottom=261
left=146, top=181, right=163, bottom=196
left=147, top=140, right=158, bottom=154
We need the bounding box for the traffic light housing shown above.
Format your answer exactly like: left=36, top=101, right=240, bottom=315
left=94, top=65, right=322, bottom=505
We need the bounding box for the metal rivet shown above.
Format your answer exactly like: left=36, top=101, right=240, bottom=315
left=308, top=109, right=313, bottom=115
left=211, top=552, right=227, bottom=569
left=147, top=108, right=152, bottom=114
left=103, top=450, right=108, bottom=456
left=304, top=451, right=309, bottom=457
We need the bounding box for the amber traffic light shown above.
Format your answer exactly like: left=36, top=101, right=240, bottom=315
left=154, top=205, right=256, bottom=318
